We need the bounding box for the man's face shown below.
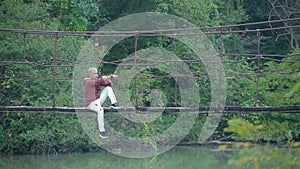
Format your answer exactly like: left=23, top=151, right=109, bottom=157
left=89, top=69, right=99, bottom=80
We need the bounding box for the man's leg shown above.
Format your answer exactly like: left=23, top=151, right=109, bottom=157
left=87, top=99, right=107, bottom=138
left=99, top=86, right=117, bottom=106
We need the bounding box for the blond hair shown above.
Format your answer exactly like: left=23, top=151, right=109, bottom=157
left=88, top=67, right=97, bottom=74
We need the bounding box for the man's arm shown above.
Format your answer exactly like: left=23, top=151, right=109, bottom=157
left=102, top=74, right=118, bottom=83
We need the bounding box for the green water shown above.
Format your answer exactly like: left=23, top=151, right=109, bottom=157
left=0, top=146, right=248, bottom=169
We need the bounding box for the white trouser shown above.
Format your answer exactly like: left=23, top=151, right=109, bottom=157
left=87, top=86, right=117, bottom=132
left=87, top=98, right=105, bottom=132
left=99, top=86, right=117, bottom=105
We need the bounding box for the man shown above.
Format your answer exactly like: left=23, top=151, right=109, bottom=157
left=84, top=67, right=118, bottom=138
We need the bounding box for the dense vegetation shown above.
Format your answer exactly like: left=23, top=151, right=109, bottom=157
left=0, top=1, right=299, bottom=163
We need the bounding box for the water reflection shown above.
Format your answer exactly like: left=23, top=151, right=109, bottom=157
left=0, top=146, right=246, bottom=169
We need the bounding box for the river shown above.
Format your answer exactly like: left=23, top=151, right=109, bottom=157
left=0, top=146, right=251, bottom=169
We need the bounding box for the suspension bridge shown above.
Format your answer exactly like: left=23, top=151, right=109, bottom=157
left=0, top=18, right=300, bottom=114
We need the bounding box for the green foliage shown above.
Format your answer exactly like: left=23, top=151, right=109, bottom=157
left=106, top=113, right=177, bottom=139
left=155, top=0, right=247, bottom=27
left=224, top=113, right=300, bottom=143
left=223, top=118, right=300, bottom=169
left=46, top=0, right=101, bottom=31
left=0, top=112, right=97, bottom=154
left=0, top=0, right=299, bottom=155
left=228, top=144, right=300, bottom=169
left=0, top=0, right=59, bottom=30
left=259, top=52, right=300, bottom=106
left=224, top=118, right=263, bottom=142
left=256, top=120, right=294, bottom=143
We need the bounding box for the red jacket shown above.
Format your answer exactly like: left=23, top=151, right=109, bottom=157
left=84, top=78, right=112, bottom=106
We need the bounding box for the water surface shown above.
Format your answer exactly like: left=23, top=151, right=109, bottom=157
left=0, top=146, right=249, bottom=169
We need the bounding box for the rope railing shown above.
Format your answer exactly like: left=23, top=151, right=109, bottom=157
left=0, top=70, right=299, bottom=80
left=0, top=17, right=299, bottom=113
left=1, top=54, right=299, bottom=67
left=1, top=24, right=299, bottom=38
left=0, top=18, right=299, bottom=35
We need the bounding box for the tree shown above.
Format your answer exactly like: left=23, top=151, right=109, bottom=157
left=244, top=0, right=300, bottom=51
left=267, top=0, right=300, bottom=49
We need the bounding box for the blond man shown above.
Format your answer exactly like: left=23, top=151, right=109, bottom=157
left=84, top=67, right=118, bottom=138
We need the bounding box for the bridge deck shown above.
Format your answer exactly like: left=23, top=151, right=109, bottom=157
left=0, top=106, right=299, bottom=114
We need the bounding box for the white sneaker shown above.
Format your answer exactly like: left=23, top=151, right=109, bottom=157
left=110, top=103, right=120, bottom=112
left=99, top=131, right=108, bottom=139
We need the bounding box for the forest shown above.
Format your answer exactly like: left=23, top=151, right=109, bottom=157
left=0, top=0, right=300, bottom=168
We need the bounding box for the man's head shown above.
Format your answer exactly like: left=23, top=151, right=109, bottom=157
left=88, top=67, right=99, bottom=79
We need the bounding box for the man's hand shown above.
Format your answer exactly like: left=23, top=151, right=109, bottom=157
left=102, top=74, right=118, bottom=83
left=110, top=75, right=118, bottom=78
